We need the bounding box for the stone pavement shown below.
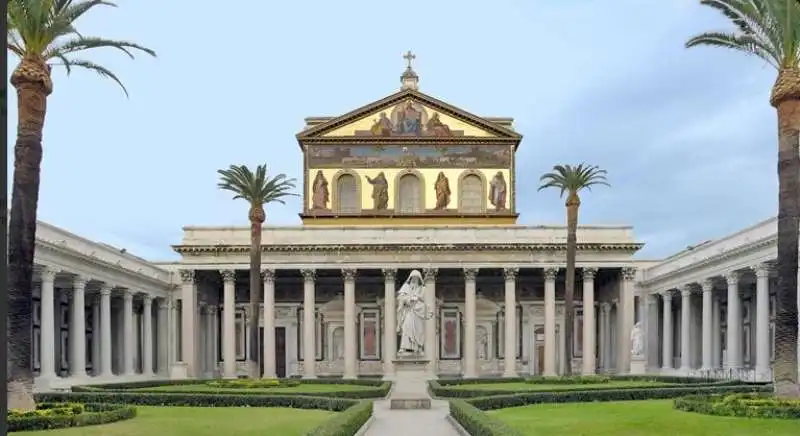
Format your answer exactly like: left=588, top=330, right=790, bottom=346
left=362, top=399, right=460, bottom=436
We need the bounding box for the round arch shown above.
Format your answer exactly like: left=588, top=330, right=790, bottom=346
left=457, top=169, right=488, bottom=213
left=331, top=169, right=362, bottom=214
left=393, top=169, right=427, bottom=213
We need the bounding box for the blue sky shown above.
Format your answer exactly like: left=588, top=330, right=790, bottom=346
left=6, top=0, right=778, bottom=261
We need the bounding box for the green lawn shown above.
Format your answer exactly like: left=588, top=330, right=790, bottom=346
left=134, top=383, right=374, bottom=393
left=19, top=406, right=335, bottom=435
left=444, top=380, right=672, bottom=392
left=488, top=400, right=800, bottom=436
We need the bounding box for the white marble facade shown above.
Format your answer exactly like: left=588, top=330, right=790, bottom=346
left=26, top=217, right=799, bottom=390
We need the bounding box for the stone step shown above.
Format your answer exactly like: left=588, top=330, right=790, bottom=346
left=390, top=398, right=432, bottom=410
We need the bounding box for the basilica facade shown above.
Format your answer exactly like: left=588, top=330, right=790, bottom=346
left=25, top=64, right=798, bottom=391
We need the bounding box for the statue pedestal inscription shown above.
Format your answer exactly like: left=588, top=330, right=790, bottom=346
left=389, top=357, right=432, bottom=410
left=629, top=355, right=647, bottom=375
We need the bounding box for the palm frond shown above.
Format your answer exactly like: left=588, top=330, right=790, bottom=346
left=217, top=164, right=298, bottom=207
left=538, top=164, right=610, bottom=197
left=50, top=58, right=128, bottom=95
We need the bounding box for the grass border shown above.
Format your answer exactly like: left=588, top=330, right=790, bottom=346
left=9, top=403, right=136, bottom=433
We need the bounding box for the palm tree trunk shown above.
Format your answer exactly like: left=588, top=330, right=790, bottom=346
left=772, top=86, right=800, bottom=398
left=563, top=192, right=580, bottom=376
left=8, top=77, right=50, bottom=410
left=248, top=219, right=262, bottom=378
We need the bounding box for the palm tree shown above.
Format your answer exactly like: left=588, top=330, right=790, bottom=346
left=217, top=164, right=298, bottom=378
left=687, top=0, right=800, bottom=398
left=6, top=0, right=155, bottom=410
left=539, top=164, right=610, bottom=376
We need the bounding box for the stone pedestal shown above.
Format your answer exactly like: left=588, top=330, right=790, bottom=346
left=170, top=362, right=189, bottom=380
left=389, top=358, right=431, bottom=410
left=629, top=355, right=647, bottom=375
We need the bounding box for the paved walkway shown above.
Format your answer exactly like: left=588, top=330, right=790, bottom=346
left=363, top=399, right=460, bottom=436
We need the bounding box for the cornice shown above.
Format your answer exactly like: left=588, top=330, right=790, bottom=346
left=172, top=242, right=644, bottom=256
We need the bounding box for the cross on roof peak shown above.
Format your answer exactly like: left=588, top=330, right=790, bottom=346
left=403, top=50, right=416, bottom=69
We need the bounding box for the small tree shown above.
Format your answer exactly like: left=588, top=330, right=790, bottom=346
left=539, top=164, right=609, bottom=375
left=217, top=164, right=297, bottom=377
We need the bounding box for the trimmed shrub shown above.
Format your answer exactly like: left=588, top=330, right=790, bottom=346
left=449, top=400, right=523, bottom=436
left=306, top=400, right=373, bottom=436
left=72, top=379, right=390, bottom=399
left=674, top=393, right=800, bottom=419
left=467, top=384, right=771, bottom=411
left=9, top=403, right=136, bottom=432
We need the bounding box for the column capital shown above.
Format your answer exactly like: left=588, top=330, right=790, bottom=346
left=261, top=268, right=276, bottom=283
left=621, top=267, right=637, bottom=281
left=582, top=267, right=598, bottom=280
left=724, top=271, right=740, bottom=285
left=660, top=290, right=674, bottom=300
left=341, top=268, right=357, bottom=281
left=220, top=269, right=236, bottom=284
left=179, top=269, right=195, bottom=284
left=503, top=267, right=519, bottom=281
left=600, top=302, right=612, bottom=313
left=423, top=267, right=438, bottom=282
left=680, top=286, right=693, bottom=298
left=301, top=268, right=317, bottom=282
left=72, top=275, right=90, bottom=290
left=701, top=279, right=714, bottom=292
left=123, top=289, right=134, bottom=301
left=158, top=299, right=169, bottom=311
left=543, top=267, right=559, bottom=281
left=381, top=268, right=397, bottom=281
left=142, top=294, right=154, bottom=304
left=41, top=267, right=59, bottom=283
left=99, top=284, right=113, bottom=296
left=463, top=268, right=479, bottom=281
left=752, top=262, right=773, bottom=278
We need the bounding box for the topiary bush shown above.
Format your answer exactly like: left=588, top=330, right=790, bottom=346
left=674, top=393, right=800, bottom=419
left=305, top=400, right=373, bottom=436
left=8, top=403, right=136, bottom=432
left=449, top=399, right=523, bottom=436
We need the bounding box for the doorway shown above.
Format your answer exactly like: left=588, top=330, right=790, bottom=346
left=258, top=327, right=287, bottom=378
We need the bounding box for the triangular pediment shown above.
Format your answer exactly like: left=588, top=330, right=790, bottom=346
left=297, top=89, right=520, bottom=141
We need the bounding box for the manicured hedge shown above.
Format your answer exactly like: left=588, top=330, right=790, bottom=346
left=449, top=400, right=522, bottom=436
left=72, top=379, right=391, bottom=399
left=306, top=400, right=373, bottom=436
left=674, top=393, right=800, bottom=419
left=430, top=376, right=762, bottom=398
left=466, top=384, right=772, bottom=411
left=9, top=402, right=136, bottom=432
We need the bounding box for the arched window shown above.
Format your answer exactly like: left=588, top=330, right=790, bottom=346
left=397, top=173, right=422, bottom=213
left=460, top=174, right=483, bottom=212
left=336, top=174, right=359, bottom=213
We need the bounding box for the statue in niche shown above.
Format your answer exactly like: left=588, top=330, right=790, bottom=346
left=365, top=172, right=389, bottom=210
left=311, top=170, right=329, bottom=209
left=396, top=270, right=432, bottom=356
left=332, top=327, right=344, bottom=360
left=434, top=172, right=451, bottom=210
left=489, top=171, right=507, bottom=210
left=477, top=326, right=489, bottom=360
left=630, top=322, right=644, bottom=357
left=369, top=112, right=394, bottom=136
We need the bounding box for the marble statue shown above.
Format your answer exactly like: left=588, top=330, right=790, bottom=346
left=396, top=270, right=431, bottom=356
left=365, top=172, right=389, bottom=210
left=630, top=322, right=644, bottom=357
left=477, top=326, right=488, bottom=360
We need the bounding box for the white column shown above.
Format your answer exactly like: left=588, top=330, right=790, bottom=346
left=70, top=276, right=88, bottom=378
left=342, top=268, right=357, bottom=379
left=619, top=267, right=637, bottom=373
left=382, top=268, right=397, bottom=379
left=701, top=280, right=714, bottom=371
left=39, top=268, right=57, bottom=380
left=179, top=269, right=197, bottom=377
left=423, top=268, right=438, bottom=375
left=221, top=270, right=237, bottom=379
left=301, top=269, right=317, bottom=379
left=543, top=267, right=558, bottom=376
left=661, top=292, right=673, bottom=371
left=582, top=268, right=598, bottom=375
left=503, top=267, right=519, bottom=377
left=262, top=269, right=276, bottom=379
left=602, top=303, right=613, bottom=371
left=463, top=268, right=479, bottom=378
left=142, top=295, right=154, bottom=376
left=211, top=308, right=219, bottom=375
left=679, top=286, right=692, bottom=372
left=712, top=297, right=721, bottom=368
left=157, top=300, right=168, bottom=375
left=99, top=285, right=113, bottom=377
left=754, top=263, right=772, bottom=379
left=168, top=300, right=177, bottom=367
left=92, top=298, right=101, bottom=376
left=123, top=290, right=135, bottom=376
left=725, top=271, right=742, bottom=369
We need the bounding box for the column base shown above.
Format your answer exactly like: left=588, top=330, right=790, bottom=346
left=302, top=374, right=318, bottom=380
